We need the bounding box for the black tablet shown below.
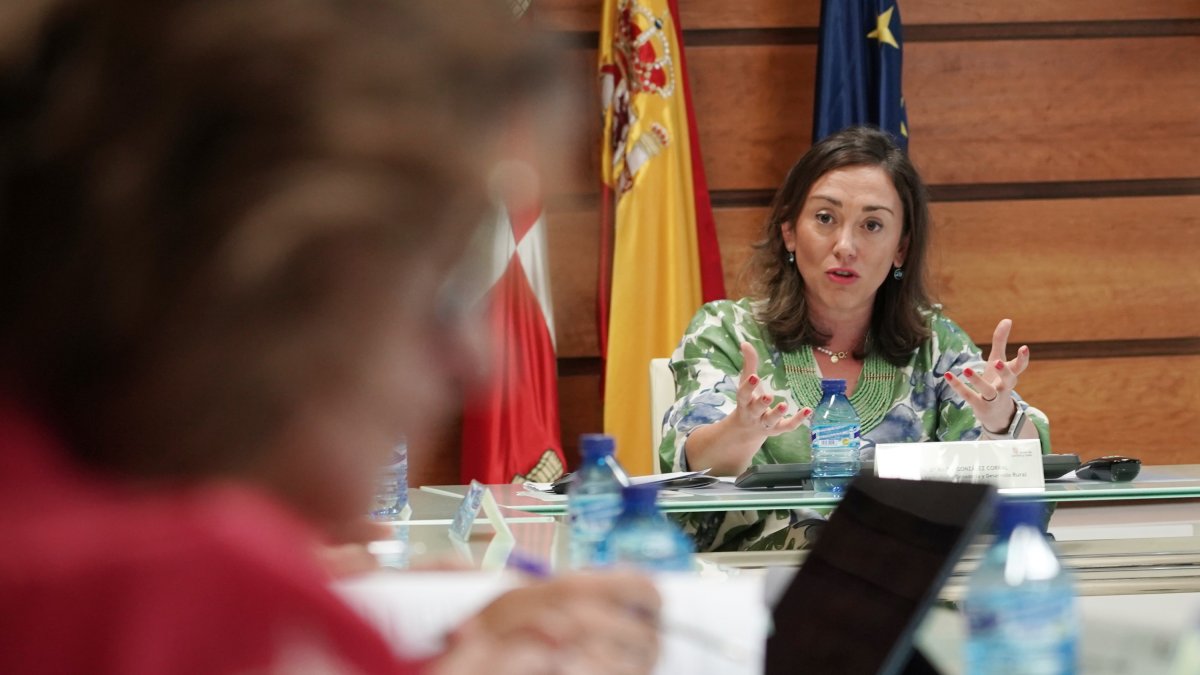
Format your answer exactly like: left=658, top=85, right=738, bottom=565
left=766, top=476, right=996, bottom=675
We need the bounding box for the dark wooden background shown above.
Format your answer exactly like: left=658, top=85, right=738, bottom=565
left=410, top=0, right=1200, bottom=487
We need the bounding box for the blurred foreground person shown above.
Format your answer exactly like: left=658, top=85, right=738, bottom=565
left=0, top=0, right=659, bottom=673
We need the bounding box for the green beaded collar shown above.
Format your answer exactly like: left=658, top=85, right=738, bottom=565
left=781, top=346, right=902, bottom=433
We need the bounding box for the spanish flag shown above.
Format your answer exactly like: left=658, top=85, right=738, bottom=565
left=598, top=0, right=724, bottom=474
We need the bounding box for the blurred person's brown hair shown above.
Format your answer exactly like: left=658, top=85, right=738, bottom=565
left=0, top=0, right=568, bottom=521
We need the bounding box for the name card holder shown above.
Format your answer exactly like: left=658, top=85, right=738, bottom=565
left=449, top=480, right=515, bottom=543
left=874, top=439, right=1044, bottom=490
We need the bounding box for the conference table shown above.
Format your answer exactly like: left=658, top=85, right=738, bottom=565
left=412, top=467, right=1200, bottom=591
left=385, top=467, right=1200, bottom=672
left=418, top=463, right=1200, bottom=514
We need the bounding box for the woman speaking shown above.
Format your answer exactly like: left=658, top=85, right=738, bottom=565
left=660, top=126, right=1050, bottom=551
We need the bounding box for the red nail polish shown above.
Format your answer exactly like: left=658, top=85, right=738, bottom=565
left=944, top=372, right=953, bottom=380
left=995, top=360, right=1004, bottom=371
left=802, top=408, right=812, bottom=416
left=778, top=403, right=788, bottom=412
left=761, top=396, right=771, bottom=404
left=748, top=375, right=758, bottom=386
left=963, top=368, right=975, bottom=378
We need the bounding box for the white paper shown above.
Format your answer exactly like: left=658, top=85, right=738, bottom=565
left=335, top=571, right=769, bottom=674
left=874, top=439, right=1044, bottom=489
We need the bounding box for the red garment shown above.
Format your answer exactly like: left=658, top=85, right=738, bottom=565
left=0, top=402, right=421, bottom=675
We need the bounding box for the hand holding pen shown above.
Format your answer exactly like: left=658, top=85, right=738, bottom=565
left=466, top=558, right=662, bottom=675
left=502, top=550, right=760, bottom=668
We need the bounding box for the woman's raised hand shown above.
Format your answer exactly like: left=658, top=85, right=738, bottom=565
left=733, top=341, right=812, bottom=436
left=944, top=318, right=1031, bottom=434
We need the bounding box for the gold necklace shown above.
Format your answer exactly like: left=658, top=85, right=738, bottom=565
left=813, top=345, right=850, bottom=363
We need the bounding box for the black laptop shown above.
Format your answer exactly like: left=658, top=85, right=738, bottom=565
left=765, top=475, right=996, bottom=675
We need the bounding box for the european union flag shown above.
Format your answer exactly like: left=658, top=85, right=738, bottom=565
left=813, top=0, right=909, bottom=151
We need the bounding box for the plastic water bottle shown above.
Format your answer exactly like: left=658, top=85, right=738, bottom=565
left=606, top=484, right=694, bottom=571
left=567, top=434, right=629, bottom=568
left=371, top=439, right=411, bottom=520
left=964, top=500, right=1078, bottom=675
left=810, top=378, right=861, bottom=493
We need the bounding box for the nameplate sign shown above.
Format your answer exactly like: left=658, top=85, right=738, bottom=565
left=449, top=481, right=513, bottom=543
left=874, top=439, right=1044, bottom=489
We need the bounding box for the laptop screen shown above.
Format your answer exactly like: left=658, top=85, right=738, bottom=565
left=766, top=476, right=996, bottom=675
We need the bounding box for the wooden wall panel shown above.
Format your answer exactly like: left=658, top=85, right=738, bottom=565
left=1018, top=355, right=1200, bottom=465
left=534, top=0, right=1200, bottom=32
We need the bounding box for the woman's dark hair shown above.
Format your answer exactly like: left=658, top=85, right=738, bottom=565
left=0, top=0, right=566, bottom=478
left=751, top=126, right=933, bottom=366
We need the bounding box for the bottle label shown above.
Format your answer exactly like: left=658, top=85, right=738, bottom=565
left=568, top=494, right=623, bottom=567
left=569, top=494, right=623, bottom=537
left=811, top=423, right=861, bottom=450
left=966, top=587, right=1076, bottom=674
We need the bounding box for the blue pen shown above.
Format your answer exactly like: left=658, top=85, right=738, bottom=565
left=505, top=549, right=553, bottom=578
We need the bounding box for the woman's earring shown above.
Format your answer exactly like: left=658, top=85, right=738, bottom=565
left=787, top=251, right=795, bottom=265
left=893, top=267, right=904, bottom=280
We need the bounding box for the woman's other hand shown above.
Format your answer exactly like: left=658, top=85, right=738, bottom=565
left=944, top=318, right=1032, bottom=434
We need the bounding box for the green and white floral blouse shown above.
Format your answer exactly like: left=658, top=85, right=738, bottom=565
left=659, top=298, right=1051, bottom=552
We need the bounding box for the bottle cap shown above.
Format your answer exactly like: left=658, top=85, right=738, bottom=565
left=580, top=433, right=615, bottom=460
left=621, top=483, right=660, bottom=513
left=993, top=500, right=1044, bottom=538
left=820, top=378, right=847, bottom=395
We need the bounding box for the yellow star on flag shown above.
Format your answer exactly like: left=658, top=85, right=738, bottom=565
left=867, top=6, right=900, bottom=49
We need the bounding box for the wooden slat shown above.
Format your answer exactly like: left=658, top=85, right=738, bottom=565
left=687, top=44, right=815, bottom=193
left=533, top=0, right=1200, bottom=32
left=531, top=0, right=818, bottom=33
left=683, top=37, right=1200, bottom=192
left=1017, top=355, right=1200, bottom=465
left=557, top=372, right=604, bottom=470
left=905, top=1, right=1200, bottom=25
left=547, top=196, right=1200, bottom=356
left=545, top=208, right=602, bottom=357
left=928, top=196, right=1200, bottom=342
left=906, top=37, right=1200, bottom=186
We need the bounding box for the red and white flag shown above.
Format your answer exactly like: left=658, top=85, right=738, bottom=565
left=459, top=199, right=566, bottom=484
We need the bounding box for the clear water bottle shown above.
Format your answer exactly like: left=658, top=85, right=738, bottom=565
left=567, top=434, right=629, bottom=569
left=371, top=439, right=410, bottom=520
left=964, top=500, right=1078, bottom=675
left=606, top=484, right=693, bottom=571
left=810, top=378, right=861, bottom=493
